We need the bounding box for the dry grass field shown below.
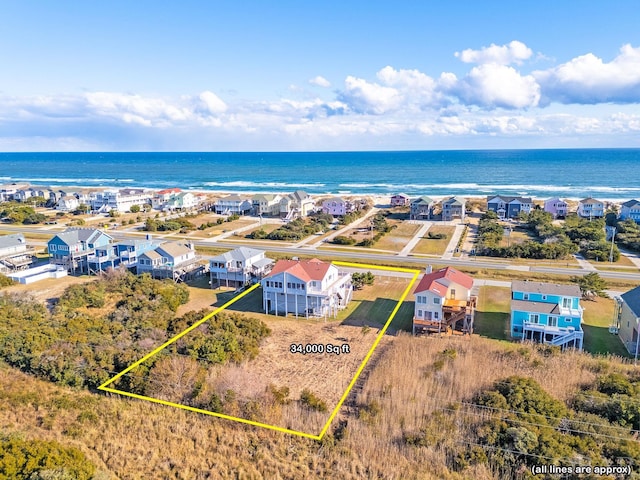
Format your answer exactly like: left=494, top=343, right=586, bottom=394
left=373, top=221, right=421, bottom=252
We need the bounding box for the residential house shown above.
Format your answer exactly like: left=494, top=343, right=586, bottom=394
left=0, top=184, right=29, bottom=202
left=442, top=197, right=466, bottom=222
left=91, top=188, right=153, bottom=213
left=137, top=241, right=201, bottom=281
left=279, top=190, right=315, bottom=220
left=152, top=188, right=182, bottom=210
left=487, top=195, right=533, bottom=219
left=209, top=247, right=273, bottom=288
left=410, top=196, right=434, bottom=220
left=252, top=194, right=282, bottom=216
left=261, top=258, right=352, bottom=319
left=577, top=197, right=604, bottom=219
left=620, top=199, right=640, bottom=223
left=322, top=197, right=349, bottom=217
left=390, top=193, right=410, bottom=207
left=510, top=280, right=584, bottom=350
left=413, top=266, right=476, bottom=334
left=613, top=286, right=640, bottom=358
left=86, top=236, right=163, bottom=273
left=164, top=192, right=198, bottom=211
left=214, top=194, right=252, bottom=215
left=0, top=234, right=34, bottom=273
left=48, top=228, right=113, bottom=273
left=543, top=198, right=568, bottom=219
left=56, top=195, right=80, bottom=212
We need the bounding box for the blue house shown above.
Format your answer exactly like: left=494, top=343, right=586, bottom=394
left=86, top=237, right=163, bottom=273
left=48, top=228, right=113, bottom=273
left=620, top=199, right=640, bottom=223
left=510, top=280, right=584, bottom=350
left=487, top=195, right=533, bottom=219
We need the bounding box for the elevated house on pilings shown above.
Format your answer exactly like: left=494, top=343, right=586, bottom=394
left=0, top=234, right=35, bottom=274
left=136, top=241, right=203, bottom=282
left=261, top=258, right=352, bottom=319
left=47, top=228, right=113, bottom=274
left=412, top=266, right=476, bottom=335
left=510, top=280, right=584, bottom=351
left=209, top=247, right=273, bottom=288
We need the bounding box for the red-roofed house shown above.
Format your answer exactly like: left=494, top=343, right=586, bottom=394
left=413, top=266, right=476, bottom=334
left=152, top=188, right=182, bottom=210
left=261, top=258, right=353, bottom=318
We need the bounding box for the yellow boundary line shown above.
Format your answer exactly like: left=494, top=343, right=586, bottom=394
left=99, top=262, right=420, bottom=440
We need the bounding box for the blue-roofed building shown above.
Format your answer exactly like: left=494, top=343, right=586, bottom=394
left=620, top=199, right=640, bottom=223
left=48, top=228, right=113, bottom=273
left=511, top=280, right=584, bottom=350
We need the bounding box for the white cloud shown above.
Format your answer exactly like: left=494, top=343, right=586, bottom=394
left=337, top=76, right=402, bottom=114
left=196, top=91, right=228, bottom=114
left=535, top=44, right=640, bottom=104
left=455, top=40, right=533, bottom=65
left=309, top=76, right=331, bottom=88
left=450, top=64, right=540, bottom=109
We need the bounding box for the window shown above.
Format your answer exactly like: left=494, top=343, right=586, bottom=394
left=548, top=316, right=558, bottom=327
left=434, top=297, right=441, bottom=305
left=450, top=289, right=456, bottom=299
left=523, top=293, right=529, bottom=300
left=562, top=297, right=572, bottom=309
left=434, top=312, right=439, bottom=320
left=417, top=310, right=423, bottom=318
left=542, top=295, right=547, bottom=301
left=529, top=314, right=540, bottom=323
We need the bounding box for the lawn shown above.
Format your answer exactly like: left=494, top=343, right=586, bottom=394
left=498, top=227, right=535, bottom=248
left=242, top=223, right=282, bottom=239
left=373, top=221, right=421, bottom=252
left=473, top=286, right=511, bottom=341
left=582, top=296, right=630, bottom=357
left=411, top=225, right=455, bottom=255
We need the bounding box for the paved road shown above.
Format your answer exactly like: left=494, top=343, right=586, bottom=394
left=5, top=224, right=640, bottom=283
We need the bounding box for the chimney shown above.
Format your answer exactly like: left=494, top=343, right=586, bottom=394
left=426, top=265, right=432, bottom=274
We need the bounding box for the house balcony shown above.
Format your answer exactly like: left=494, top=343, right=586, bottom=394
left=558, top=306, right=583, bottom=317
left=523, top=322, right=582, bottom=335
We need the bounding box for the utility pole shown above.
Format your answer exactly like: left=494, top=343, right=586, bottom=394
left=609, top=226, right=616, bottom=263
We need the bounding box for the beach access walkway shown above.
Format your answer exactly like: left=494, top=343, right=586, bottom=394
left=573, top=253, right=597, bottom=272
left=303, top=207, right=380, bottom=249
left=397, top=221, right=432, bottom=257
left=619, top=248, right=640, bottom=269
left=442, top=224, right=467, bottom=260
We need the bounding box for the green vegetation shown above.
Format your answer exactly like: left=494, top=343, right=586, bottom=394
left=254, top=214, right=332, bottom=241
left=0, top=202, right=46, bottom=224
left=0, top=434, right=96, bottom=480
left=427, top=231, right=448, bottom=240
left=478, top=210, right=620, bottom=261
left=129, top=204, right=141, bottom=213
left=360, top=212, right=395, bottom=247
left=455, top=375, right=640, bottom=475
left=0, top=274, right=15, bottom=288
left=571, top=271, right=608, bottom=299
left=351, top=271, right=375, bottom=290
left=332, top=235, right=356, bottom=245
left=144, top=216, right=195, bottom=232
left=615, top=218, right=640, bottom=252
left=299, top=388, right=327, bottom=412
left=0, top=271, right=269, bottom=395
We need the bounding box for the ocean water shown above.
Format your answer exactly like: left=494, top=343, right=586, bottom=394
left=0, top=149, right=639, bottom=200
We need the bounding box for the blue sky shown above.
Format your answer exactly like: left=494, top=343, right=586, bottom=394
left=1, top=1, right=640, bottom=151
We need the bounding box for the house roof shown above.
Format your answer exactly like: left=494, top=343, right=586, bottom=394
left=511, top=280, right=580, bottom=297
left=411, top=196, right=433, bottom=205
left=220, top=194, right=250, bottom=202
left=622, top=199, right=640, bottom=208
left=156, top=188, right=182, bottom=195
left=210, top=247, right=265, bottom=263
left=621, top=285, right=640, bottom=317
left=142, top=250, right=162, bottom=260
left=487, top=195, right=532, bottom=204
left=414, top=267, right=474, bottom=295
left=511, top=299, right=559, bottom=315
left=392, top=193, right=410, bottom=198
left=253, top=258, right=274, bottom=269
left=155, top=242, right=193, bottom=258
left=442, top=196, right=465, bottom=206
left=0, top=234, right=26, bottom=250
left=544, top=197, right=567, bottom=204
left=579, top=197, right=602, bottom=204
left=268, top=258, right=332, bottom=283
left=51, top=228, right=112, bottom=247
left=289, top=190, right=310, bottom=201
left=252, top=194, right=278, bottom=202
left=324, top=196, right=345, bottom=203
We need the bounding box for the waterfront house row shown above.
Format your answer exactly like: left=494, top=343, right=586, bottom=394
left=407, top=196, right=466, bottom=221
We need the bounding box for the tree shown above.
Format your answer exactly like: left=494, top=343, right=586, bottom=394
left=108, top=209, right=120, bottom=218
left=130, top=204, right=141, bottom=213
left=571, top=272, right=608, bottom=299
left=352, top=271, right=375, bottom=289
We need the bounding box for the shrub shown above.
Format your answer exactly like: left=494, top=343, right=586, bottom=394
left=332, top=235, right=356, bottom=245
left=300, top=389, right=327, bottom=412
